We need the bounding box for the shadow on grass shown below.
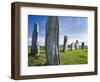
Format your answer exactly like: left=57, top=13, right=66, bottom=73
left=40, top=51, right=45, bottom=54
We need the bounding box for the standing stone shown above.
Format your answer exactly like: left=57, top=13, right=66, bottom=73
left=45, top=16, right=60, bottom=65
left=81, top=42, right=85, bottom=49
left=62, top=36, right=68, bottom=52
left=70, top=42, right=74, bottom=50
left=75, top=40, right=79, bottom=50
left=31, top=22, right=39, bottom=56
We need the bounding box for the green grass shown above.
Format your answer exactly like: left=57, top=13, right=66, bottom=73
left=28, top=47, right=88, bottom=66
left=60, top=49, right=88, bottom=65
left=28, top=47, right=46, bottom=66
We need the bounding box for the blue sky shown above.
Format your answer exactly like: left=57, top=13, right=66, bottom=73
left=28, top=15, right=88, bottom=46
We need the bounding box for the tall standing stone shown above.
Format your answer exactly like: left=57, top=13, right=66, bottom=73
left=75, top=40, right=79, bottom=50
left=70, top=42, right=74, bottom=50
left=45, top=16, right=60, bottom=65
left=62, top=36, right=68, bottom=52
left=31, top=22, right=39, bottom=56
left=81, top=42, right=85, bottom=49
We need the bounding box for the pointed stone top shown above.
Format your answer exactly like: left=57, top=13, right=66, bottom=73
left=75, top=40, right=79, bottom=43
left=35, top=22, right=38, bottom=25
left=34, top=22, right=39, bottom=32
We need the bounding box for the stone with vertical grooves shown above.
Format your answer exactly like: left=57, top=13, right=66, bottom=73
left=45, top=16, right=60, bottom=65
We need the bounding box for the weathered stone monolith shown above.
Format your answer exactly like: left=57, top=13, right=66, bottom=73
left=31, top=22, right=39, bottom=56
left=45, top=16, right=60, bottom=65
left=62, top=36, right=68, bottom=52
left=75, top=40, right=79, bottom=50
left=81, top=42, right=85, bottom=49
left=70, top=42, right=74, bottom=50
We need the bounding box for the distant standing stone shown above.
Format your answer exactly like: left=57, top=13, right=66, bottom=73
left=62, top=36, right=68, bottom=52
left=75, top=40, right=79, bottom=50
left=31, top=22, right=39, bottom=56
left=70, top=42, right=74, bottom=50
left=81, top=42, right=85, bottom=49
left=45, top=16, right=60, bottom=65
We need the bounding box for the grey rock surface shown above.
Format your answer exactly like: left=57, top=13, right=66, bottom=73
left=31, top=22, right=39, bottom=56
left=75, top=40, right=79, bottom=50
left=81, top=42, right=85, bottom=49
left=62, top=36, right=68, bottom=52
left=71, top=42, right=74, bottom=50
left=45, top=16, right=60, bottom=65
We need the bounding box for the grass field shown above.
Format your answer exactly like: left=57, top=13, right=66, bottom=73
left=28, top=47, right=88, bottom=66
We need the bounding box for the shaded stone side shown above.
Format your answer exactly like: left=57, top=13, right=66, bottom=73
left=81, top=42, right=85, bottom=49
left=31, top=22, right=39, bottom=56
left=71, top=42, right=74, bottom=50
left=62, top=36, right=68, bottom=52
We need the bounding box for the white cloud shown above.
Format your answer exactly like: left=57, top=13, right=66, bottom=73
left=39, top=37, right=45, bottom=46
left=28, top=33, right=88, bottom=46
left=28, top=37, right=45, bottom=46
left=28, top=37, right=32, bottom=46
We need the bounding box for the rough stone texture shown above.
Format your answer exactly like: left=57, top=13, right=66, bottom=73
left=70, top=42, right=74, bottom=50
left=81, top=42, right=85, bottom=49
left=75, top=40, right=79, bottom=50
left=31, top=22, right=39, bottom=56
left=45, top=16, right=60, bottom=65
left=62, top=36, right=68, bottom=52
